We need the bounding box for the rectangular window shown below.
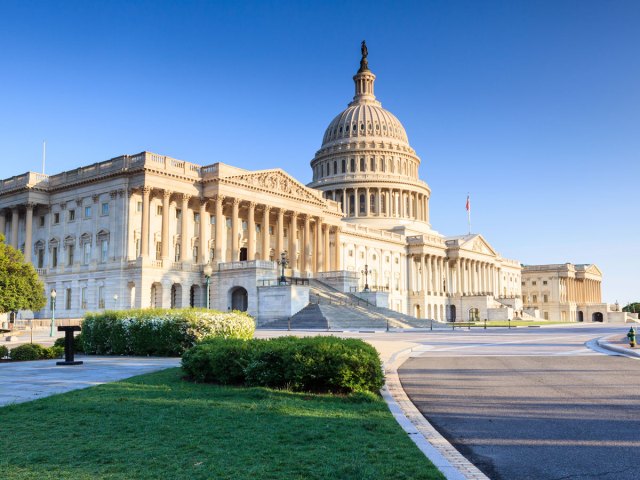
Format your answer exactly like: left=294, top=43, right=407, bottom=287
left=210, top=214, right=215, bottom=225
left=84, top=206, right=91, bottom=218
left=157, top=205, right=163, bottom=216
left=532, top=281, right=537, bottom=286
left=226, top=218, right=232, bottom=228
left=350, top=158, right=355, bottom=172
left=269, top=226, right=274, bottom=235
left=137, top=202, right=142, bottom=212
left=101, top=240, right=108, bottom=263
left=156, top=242, right=162, bottom=260
left=83, top=243, right=91, bottom=264
left=242, top=220, right=247, bottom=231
left=193, top=246, right=198, bottom=261
left=176, top=208, right=182, bottom=220
left=532, top=295, right=538, bottom=303
left=101, top=203, right=109, bottom=216
left=370, top=158, right=375, bottom=171
left=67, top=245, right=74, bottom=266
left=360, top=158, right=365, bottom=171
left=194, top=212, right=200, bottom=223
left=98, top=286, right=105, bottom=309
left=52, top=247, right=58, bottom=268
left=81, top=287, right=87, bottom=309
left=256, top=224, right=261, bottom=233
left=175, top=243, right=181, bottom=262
left=543, top=311, right=549, bottom=320
left=39, top=215, right=45, bottom=227
left=543, top=294, right=548, bottom=303
left=65, top=288, right=72, bottom=310
left=54, top=212, right=60, bottom=224
left=543, top=280, right=548, bottom=285
left=135, top=239, right=141, bottom=257
left=68, top=209, right=76, bottom=221
left=37, top=249, right=44, bottom=268
left=341, top=159, right=346, bottom=173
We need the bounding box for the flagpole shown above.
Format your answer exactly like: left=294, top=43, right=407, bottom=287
left=42, top=140, right=46, bottom=174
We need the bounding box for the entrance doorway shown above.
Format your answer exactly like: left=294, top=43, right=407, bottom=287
left=239, top=247, right=248, bottom=261
left=230, top=287, right=248, bottom=311
left=592, top=312, right=604, bottom=322
left=447, top=305, right=457, bottom=322
left=468, top=307, right=480, bottom=321
left=577, top=311, right=584, bottom=322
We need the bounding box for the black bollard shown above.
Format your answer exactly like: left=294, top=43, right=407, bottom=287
left=56, top=326, right=83, bottom=366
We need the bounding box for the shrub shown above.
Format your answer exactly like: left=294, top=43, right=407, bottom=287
left=82, top=309, right=255, bottom=356
left=0, top=345, right=8, bottom=359
left=46, top=345, right=64, bottom=359
left=53, top=332, right=84, bottom=353
left=182, top=336, right=384, bottom=394
left=10, top=343, right=49, bottom=361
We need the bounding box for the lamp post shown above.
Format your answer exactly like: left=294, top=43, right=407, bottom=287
left=361, top=264, right=370, bottom=291
left=50, top=289, right=57, bottom=337
left=113, top=294, right=118, bottom=309
left=277, top=251, right=288, bottom=285
left=203, top=264, right=213, bottom=309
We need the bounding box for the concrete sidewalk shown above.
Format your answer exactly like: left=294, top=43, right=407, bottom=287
left=0, top=356, right=180, bottom=407
left=597, top=333, right=640, bottom=358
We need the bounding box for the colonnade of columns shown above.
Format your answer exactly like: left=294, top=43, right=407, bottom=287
left=560, top=277, right=602, bottom=304
left=323, top=187, right=428, bottom=222
left=0, top=204, right=36, bottom=262
left=409, top=254, right=500, bottom=297
left=137, top=187, right=342, bottom=273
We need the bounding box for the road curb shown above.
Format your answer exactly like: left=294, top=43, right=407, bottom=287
left=596, top=335, right=640, bottom=359
left=381, top=347, right=489, bottom=480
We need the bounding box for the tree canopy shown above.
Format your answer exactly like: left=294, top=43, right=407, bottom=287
left=0, top=235, right=46, bottom=314
left=623, top=303, right=640, bottom=313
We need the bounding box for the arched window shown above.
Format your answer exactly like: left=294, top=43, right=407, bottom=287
left=350, top=158, right=355, bottom=172
left=360, top=158, right=365, bottom=172
left=381, top=194, right=386, bottom=213
left=370, top=194, right=375, bottom=213
left=341, top=159, right=346, bottom=173
left=333, top=161, right=337, bottom=175
left=370, top=158, right=375, bottom=171
left=349, top=195, right=355, bottom=215
left=381, top=158, right=385, bottom=172
left=359, top=194, right=365, bottom=214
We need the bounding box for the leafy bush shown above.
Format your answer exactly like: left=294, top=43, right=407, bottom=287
left=182, top=336, right=384, bottom=394
left=82, top=309, right=255, bottom=356
left=47, top=345, right=64, bottom=359
left=53, top=332, right=84, bottom=353
left=10, top=343, right=49, bottom=361
left=0, top=345, right=8, bottom=359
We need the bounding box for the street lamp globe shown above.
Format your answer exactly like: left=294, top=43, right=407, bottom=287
left=203, top=264, right=213, bottom=278
left=50, top=289, right=57, bottom=300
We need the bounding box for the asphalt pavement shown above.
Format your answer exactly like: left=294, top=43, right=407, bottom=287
left=399, top=326, right=640, bottom=480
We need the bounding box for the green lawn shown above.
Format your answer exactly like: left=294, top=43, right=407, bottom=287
left=0, top=368, right=444, bottom=480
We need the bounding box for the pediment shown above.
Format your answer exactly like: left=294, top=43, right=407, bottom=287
left=460, top=234, right=498, bottom=256
left=221, top=169, right=325, bottom=206
left=585, top=264, right=603, bottom=276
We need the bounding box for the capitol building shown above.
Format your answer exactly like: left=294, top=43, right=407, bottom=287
left=0, top=46, right=528, bottom=325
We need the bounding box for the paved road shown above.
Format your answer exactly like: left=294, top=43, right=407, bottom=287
left=398, top=325, right=640, bottom=480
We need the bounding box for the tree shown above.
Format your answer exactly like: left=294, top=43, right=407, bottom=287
left=623, top=303, right=640, bottom=314
left=0, top=235, right=46, bottom=314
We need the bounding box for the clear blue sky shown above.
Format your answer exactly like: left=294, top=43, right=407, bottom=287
left=1, top=0, right=638, bottom=303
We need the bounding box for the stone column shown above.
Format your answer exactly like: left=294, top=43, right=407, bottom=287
left=303, top=214, right=311, bottom=272
left=342, top=188, right=347, bottom=214
left=322, top=224, right=330, bottom=272
left=23, top=204, right=33, bottom=262
left=334, top=227, right=341, bottom=270
left=262, top=206, right=271, bottom=261
left=247, top=202, right=256, bottom=261
left=198, top=199, right=208, bottom=264
left=161, top=191, right=171, bottom=260
left=10, top=207, right=19, bottom=249
left=456, top=258, right=461, bottom=295
left=140, top=187, right=151, bottom=258
left=289, top=212, right=298, bottom=271
left=365, top=187, right=370, bottom=216
left=181, top=194, right=191, bottom=263
left=420, top=254, right=426, bottom=292
left=231, top=199, right=240, bottom=261
left=314, top=218, right=321, bottom=273
left=276, top=208, right=284, bottom=257
left=214, top=195, right=225, bottom=262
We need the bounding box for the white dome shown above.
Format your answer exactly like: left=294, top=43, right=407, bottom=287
left=321, top=103, right=409, bottom=147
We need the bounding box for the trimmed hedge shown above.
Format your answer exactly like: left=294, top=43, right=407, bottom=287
left=0, top=345, right=8, bottom=359
left=9, top=343, right=63, bottom=361
left=82, top=308, right=255, bottom=356
left=54, top=333, right=85, bottom=353
left=182, top=336, right=384, bottom=394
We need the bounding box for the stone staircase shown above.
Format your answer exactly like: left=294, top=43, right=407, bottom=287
left=260, top=279, right=443, bottom=330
